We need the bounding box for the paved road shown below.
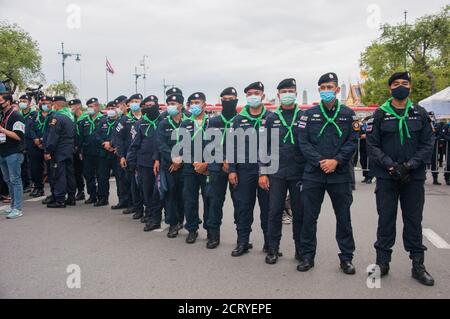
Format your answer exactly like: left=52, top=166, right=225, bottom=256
left=1, top=177, right=449, bottom=299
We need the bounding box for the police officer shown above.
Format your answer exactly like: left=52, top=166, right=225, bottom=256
left=179, top=92, right=210, bottom=244
left=78, top=98, right=104, bottom=204
left=116, top=94, right=144, bottom=219
left=41, top=96, right=58, bottom=205
left=110, top=95, right=131, bottom=210
left=367, top=72, right=435, bottom=286
left=205, top=87, right=239, bottom=249
left=442, top=121, right=450, bottom=185
left=69, top=99, right=86, bottom=200
left=44, top=96, right=76, bottom=208
left=127, top=95, right=162, bottom=226
left=18, top=94, right=36, bottom=194
left=259, top=78, right=306, bottom=264
left=228, top=81, right=271, bottom=257
left=298, top=73, right=358, bottom=274
left=94, top=101, right=119, bottom=207
left=157, top=94, right=186, bottom=238
left=161, top=88, right=192, bottom=120
left=359, top=116, right=373, bottom=184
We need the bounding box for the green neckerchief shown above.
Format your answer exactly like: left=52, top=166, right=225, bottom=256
left=142, top=114, right=160, bottom=137
left=86, top=112, right=102, bottom=134
left=21, top=109, right=32, bottom=119
left=36, top=111, right=48, bottom=133
left=168, top=116, right=182, bottom=143
left=274, top=104, right=300, bottom=144
left=239, top=105, right=267, bottom=129
left=56, top=107, right=75, bottom=122
left=380, top=97, right=412, bottom=144
left=75, top=112, right=87, bottom=136
left=318, top=100, right=342, bottom=138
left=219, top=114, right=236, bottom=145
left=127, top=112, right=138, bottom=123
left=183, top=112, right=191, bottom=121
left=106, top=118, right=117, bottom=136
left=191, top=113, right=209, bottom=141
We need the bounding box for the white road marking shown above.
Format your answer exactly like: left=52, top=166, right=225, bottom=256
left=26, top=196, right=47, bottom=202
left=423, top=228, right=450, bottom=249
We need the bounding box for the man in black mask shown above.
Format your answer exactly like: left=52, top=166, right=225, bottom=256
left=127, top=95, right=163, bottom=226
left=204, top=87, right=239, bottom=249
left=367, top=71, right=435, bottom=286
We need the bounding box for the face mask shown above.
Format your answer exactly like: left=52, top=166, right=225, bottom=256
left=87, top=107, right=96, bottom=115
left=142, top=106, right=160, bottom=120
left=280, top=92, right=297, bottom=106
left=190, top=104, right=203, bottom=117
left=247, top=95, right=262, bottom=108
left=107, top=109, right=117, bottom=118
left=391, top=86, right=410, bottom=100
left=130, top=103, right=141, bottom=112
left=221, top=99, right=238, bottom=119
left=19, top=102, right=28, bottom=110
left=41, top=104, right=50, bottom=112
left=320, top=90, right=336, bottom=103
left=167, top=104, right=179, bottom=116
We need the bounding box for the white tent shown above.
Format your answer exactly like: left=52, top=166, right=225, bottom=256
left=419, top=86, right=450, bottom=118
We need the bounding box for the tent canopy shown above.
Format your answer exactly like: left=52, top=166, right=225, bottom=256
left=419, top=86, right=450, bottom=118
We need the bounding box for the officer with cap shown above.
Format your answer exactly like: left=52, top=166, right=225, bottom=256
left=18, top=94, right=36, bottom=194
left=160, top=88, right=192, bottom=120
left=428, top=111, right=444, bottom=185
left=178, top=92, right=210, bottom=244
left=127, top=95, right=162, bottom=227
left=110, top=95, right=131, bottom=210
left=298, top=73, right=358, bottom=274
left=367, top=71, right=435, bottom=286
left=205, top=87, right=239, bottom=249
left=228, top=81, right=272, bottom=257
left=44, top=96, right=76, bottom=208
left=442, top=121, right=450, bottom=185
left=157, top=94, right=186, bottom=238
left=69, top=98, right=86, bottom=200
left=77, top=98, right=104, bottom=205
left=259, top=78, right=306, bottom=264
left=116, top=93, right=144, bottom=219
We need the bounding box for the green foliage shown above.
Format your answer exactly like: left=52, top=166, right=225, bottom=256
left=45, top=81, right=78, bottom=99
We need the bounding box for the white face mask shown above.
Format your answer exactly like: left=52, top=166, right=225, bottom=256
left=19, top=102, right=29, bottom=110
left=107, top=109, right=117, bottom=118
left=87, top=107, right=96, bottom=115
left=247, top=95, right=262, bottom=108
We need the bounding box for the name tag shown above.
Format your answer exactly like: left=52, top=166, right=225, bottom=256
left=0, top=133, right=6, bottom=144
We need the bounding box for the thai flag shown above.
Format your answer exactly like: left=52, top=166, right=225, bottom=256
left=106, top=59, right=115, bottom=74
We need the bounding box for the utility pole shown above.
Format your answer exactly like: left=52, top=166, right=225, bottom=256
left=140, top=55, right=149, bottom=96
left=404, top=10, right=408, bottom=69
left=133, top=66, right=143, bottom=93
left=162, top=78, right=174, bottom=99
left=57, top=42, right=81, bottom=97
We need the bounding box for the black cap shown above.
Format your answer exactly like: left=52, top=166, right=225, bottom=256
left=277, top=78, right=297, bottom=90
left=220, top=87, right=237, bottom=97
left=68, top=99, right=82, bottom=106
left=166, top=94, right=184, bottom=104
left=40, top=95, right=53, bottom=103
left=19, top=94, right=32, bottom=101
left=87, top=97, right=99, bottom=105
left=106, top=101, right=115, bottom=108
left=388, top=71, right=411, bottom=86
left=53, top=96, right=66, bottom=102
left=114, top=95, right=128, bottom=104
left=128, top=93, right=143, bottom=102
left=188, top=92, right=206, bottom=102
left=318, top=72, right=338, bottom=86
left=143, top=95, right=159, bottom=104
left=244, top=81, right=264, bottom=93
left=165, top=87, right=183, bottom=96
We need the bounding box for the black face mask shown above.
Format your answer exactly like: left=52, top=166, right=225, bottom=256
left=221, top=99, right=238, bottom=119
left=142, top=105, right=160, bottom=120
left=391, top=86, right=410, bottom=100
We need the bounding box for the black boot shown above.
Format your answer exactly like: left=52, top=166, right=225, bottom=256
left=94, top=198, right=108, bottom=207
left=297, top=258, right=314, bottom=272
left=122, top=207, right=134, bottom=214
left=111, top=202, right=127, bottom=210
left=340, top=260, right=356, bottom=275
left=265, top=248, right=279, bottom=265
left=132, top=211, right=143, bottom=220
left=231, top=244, right=250, bottom=257
left=42, top=195, right=55, bottom=205
left=65, top=197, right=76, bottom=206
left=84, top=197, right=96, bottom=204
left=47, top=201, right=66, bottom=208
left=412, top=260, right=435, bottom=286
left=186, top=231, right=198, bottom=244
left=143, top=222, right=161, bottom=232
left=34, top=189, right=44, bottom=197
left=206, top=234, right=220, bottom=249
left=433, top=175, right=441, bottom=185
left=167, top=225, right=179, bottom=238
left=75, top=192, right=85, bottom=201
left=368, top=263, right=390, bottom=277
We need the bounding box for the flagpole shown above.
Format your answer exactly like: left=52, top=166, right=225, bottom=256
left=105, top=56, right=109, bottom=102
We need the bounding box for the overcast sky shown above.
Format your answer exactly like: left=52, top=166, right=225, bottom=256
left=2, top=0, right=448, bottom=104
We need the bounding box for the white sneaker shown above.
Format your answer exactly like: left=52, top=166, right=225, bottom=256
left=0, top=206, right=12, bottom=215
left=6, top=209, right=23, bottom=219
left=282, top=212, right=292, bottom=224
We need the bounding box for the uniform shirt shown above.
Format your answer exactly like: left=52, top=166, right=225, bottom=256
left=298, top=103, right=359, bottom=184
left=0, top=108, right=25, bottom=157
left=262, top=106, right=306, bottom=180
left=156, top=116, right=184, bottom=170
left=20, top=109, right=38, bottom=151
left=94, top=116, right=119, bottom=160
left=441, top=123, right=450, bottom=142
left=207, top=114, right=236, bottom=174
left=227, top=106, right=272, bottom=175
left=127, top=115, right=161, bottom=168
left=179, top=115, right=210, bottom=175
left=77, top=113, right=104, bottom=157
left=366, top=103, right=434, bottom=180
left=114, top=113, right=140, bottom=159
left=44, top=112, right=75, bottom=162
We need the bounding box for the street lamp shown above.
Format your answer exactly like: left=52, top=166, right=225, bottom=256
left=58, top=42, right=81, bottom=96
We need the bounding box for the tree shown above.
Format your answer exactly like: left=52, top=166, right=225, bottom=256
left=360, top=5, right=450, bottom=105
left=45, top=80, right=78, bottom=99
left=0, top=21, right=43, bottom=93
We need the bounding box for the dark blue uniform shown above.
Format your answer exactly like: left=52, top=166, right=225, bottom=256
left=228, top=106, right=271, bottom=247
left=442, top=123, right=450, bottom=183
left=94, top=116, right=120, bottom=202
left=29, top=111, right=48, bottom=192
left=20, top=109, right=36, bottom=190
left=78, top=113, right=104, bottom=202
left=127, top=115, right=162, bottom=223
left=366, top=102, right=434, bottom=264
left=74, top=113, right=86, bottom=197
left=262, top=106, right=306, bottom=253
left=44, top=110, right=76, bottom=202
left=298, top=102, right=358, bottom=262
left=179, top=116, right=210, bottom=233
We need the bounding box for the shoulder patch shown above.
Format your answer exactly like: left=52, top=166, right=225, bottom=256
left=49, top=118, right=58, bottom=126
left=13, top=121, right=26, bottom=133
left=352, top=121, right=360, bottom=131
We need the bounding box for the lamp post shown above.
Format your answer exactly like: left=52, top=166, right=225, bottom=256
left=57, top=42, right=81, bottom=97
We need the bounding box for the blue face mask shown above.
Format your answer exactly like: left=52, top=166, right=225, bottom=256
left=130, top=103, right=141, bottom=112
left=41, top=104, right=50, bottom=112
left=190, top=104, right=203, bottom=117
left=19, top=102, right=28, bottom=110
left=320, top=90, right=336, bottom=103
left=87, top=107, right=96, bottom=115
left=280, top=92, right=297, bottom=106
left=167, top=104, right=179, bottom=116
left=247, top=95, right=262, bottom=108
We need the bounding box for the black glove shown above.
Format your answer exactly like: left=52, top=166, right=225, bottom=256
left=391, top=164, right=411, bottom=184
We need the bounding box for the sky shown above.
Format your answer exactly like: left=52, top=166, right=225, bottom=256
left=2, top=0, right=448, bottom=104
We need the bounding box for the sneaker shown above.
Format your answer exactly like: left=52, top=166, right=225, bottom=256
left=0, top=206, right=12, bottom=215
left=6, top=209, right=23, bottom=219
left=282, top=212, right=291, bottom=224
